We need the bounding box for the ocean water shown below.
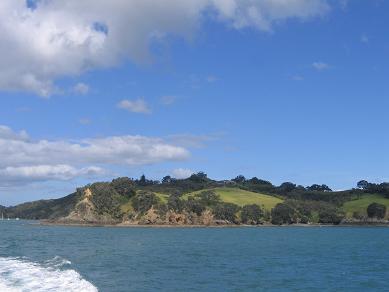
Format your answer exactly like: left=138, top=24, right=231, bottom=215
left=0, top=221, right=389, bottom=291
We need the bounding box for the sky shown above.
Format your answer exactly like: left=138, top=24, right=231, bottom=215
left=0, top=0, right=388, bottom=205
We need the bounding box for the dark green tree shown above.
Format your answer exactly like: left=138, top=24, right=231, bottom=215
left=367, top=203, right=386, bottom=219
left=131, top=192, right=158, bottom=213
left=318, top=207, right=344, bottom=224
left=271, top=203, right=295, bottom=225
left=241, top=204, right=263, bottom=224
left=232, top=175, right=246, bottom=184
left=196, top=191, right=221, bottom=206
left=213, top=202, right=240, bottom=223
left=111, top=177, right=136, bottom=198
left=185, top=198, right=205, bottom=216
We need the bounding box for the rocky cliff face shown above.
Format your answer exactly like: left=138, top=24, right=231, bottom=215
left=56, top=188, right=122, bottom=224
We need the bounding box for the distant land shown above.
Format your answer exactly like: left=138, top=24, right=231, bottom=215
left=2, top=173, right=389, bottom=226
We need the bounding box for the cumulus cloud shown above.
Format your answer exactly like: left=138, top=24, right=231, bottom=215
left=0, top=0, right=330, bottom=96
left=72, top=82, right=89, bottom=95
left=211, top=0, right=330, bottom=31
left=0, top=125, right=29, bottom=141
left=0, top=165, right=105, bottom=184
left=0, top=125, right=190, bottom=185
left=312, top=61, right=330, bottom=71
left=117, top=98, right=151, bottom=114
left=171, top=168, right=194, bottom=179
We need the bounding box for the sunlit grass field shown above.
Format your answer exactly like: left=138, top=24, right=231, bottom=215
left=184, top=187, right=283, bottom=211
left=343, top=194, right=389, bottom=217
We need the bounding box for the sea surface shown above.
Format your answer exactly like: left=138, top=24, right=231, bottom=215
left=0, top=221, right=389, bottom=291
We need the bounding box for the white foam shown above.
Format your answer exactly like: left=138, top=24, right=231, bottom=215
left=0, top=256, right=98, bottom=292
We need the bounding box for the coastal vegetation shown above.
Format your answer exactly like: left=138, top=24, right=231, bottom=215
left=2, top=173, right=389, bottom=226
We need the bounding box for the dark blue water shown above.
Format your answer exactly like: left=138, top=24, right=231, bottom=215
left=0, top=221, right=388, bottom=291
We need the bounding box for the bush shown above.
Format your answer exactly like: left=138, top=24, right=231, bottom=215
left=213, top=203, right=240, bottom=223
left=132, top=192, right=158, bottom=213
left=271, top=203, right=295, bottom=225
left=167, top=195, right=184, bottom=212
left=111, top=177, right=136, bottom=198
left=241, top=204, right=263, bottom=224
left=196, top=191, right=221, bottom=206
left=318, top=207, right=344, bottom=224
left=367, top=203, right=386, bottom=219
left=185, top=198, right=205, bottom=216
left=89, top=183, right=123, bottom=218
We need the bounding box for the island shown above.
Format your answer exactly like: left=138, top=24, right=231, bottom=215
left=2, top=173, right=389, bottom=226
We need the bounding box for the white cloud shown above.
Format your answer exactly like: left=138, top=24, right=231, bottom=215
left=0, top=165, right=105, bottom=184
left=171, top=168, right=194, bottom=179
left=0, top=125, right=29, bottom=141
left=0, top=0, right=331, bottom=96
left=117, top=98, right=151, bottom=114
left=73, top=82, right=89, bottom=95
left=211, top=0, right=330, bottom=31
left=0, top=125, right=190, bottom=186
left=312, top=61, right=330, bottom=71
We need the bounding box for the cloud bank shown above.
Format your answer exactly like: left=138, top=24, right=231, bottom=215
left=0, top=125, right=189, bottom=185
left=0, top=0, right=330, bottom=96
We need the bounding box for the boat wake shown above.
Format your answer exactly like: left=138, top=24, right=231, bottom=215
left=0, top=256, right=98, bottom=291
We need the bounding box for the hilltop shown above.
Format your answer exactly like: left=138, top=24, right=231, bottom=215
left=3, top=173, right=389, bottom=226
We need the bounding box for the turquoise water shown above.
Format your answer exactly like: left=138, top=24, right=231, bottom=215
left=0, top=221, right=389, bottom=291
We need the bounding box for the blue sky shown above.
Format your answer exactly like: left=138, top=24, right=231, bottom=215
left=0, top=0, right=388, bottom=205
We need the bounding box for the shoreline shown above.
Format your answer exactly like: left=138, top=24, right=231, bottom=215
left=38, top=221, right=389, bottom=228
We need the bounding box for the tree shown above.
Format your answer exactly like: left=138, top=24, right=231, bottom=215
left=162, top=175, right=172, bottom=184
left=367, top=203, right=386, bottom=219
left=196, top=191, right=220, bottom=206
left=241, top=204, right=263, bottom=224
left=232, top=175, right=246, bottom=184
left=271, top=203, right=295, bottom=225
left=189, top=172, right=208, bottom=182
left=213, top=203, right=240, bottom=223
left=278, top=182, right=297, bottom=194
left=131, top=192, right=158, bottom=213
left=318, top=207, right=344, bottom=224
left=139, top=174, right=147, bottom=186
left=307, top=184, right=332, bottom=192
left=357, top=180, right=369, bottom=190
left=111, top=177, right=135, bottom=198
left=167, top=195, right=184, bottom=212
left=185, top=198, right=205, bottom=216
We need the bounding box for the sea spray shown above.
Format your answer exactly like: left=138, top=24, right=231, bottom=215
left=0, top=256, right=97, bottom=292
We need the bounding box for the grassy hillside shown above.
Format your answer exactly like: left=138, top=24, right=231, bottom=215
left=184, top=187, right=283, bottom=211
left=343, top=194, right=389, bottom=217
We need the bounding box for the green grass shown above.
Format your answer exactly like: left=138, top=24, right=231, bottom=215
left=155, top=192, right=169, bottom=204
left=184, top=187, right=283, bottom=211
left=343, top=194, right=389, bottom=217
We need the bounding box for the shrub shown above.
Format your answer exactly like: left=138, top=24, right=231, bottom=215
left=196, top=191, right=221, bottom=207
left=271, top=203, right=295, bottom=225
left=241, top=204, right=263, bottom=224
left=167, top=195, right=184, bottom=212
left=111, top=177, right=136, bottom=198
left=132, top=192, right=158, bottom=213
left=213, top=203, right=240, bottom=223
left=185, top=198, right=205, bottom=216
left=318, top=207, right=344, bottom=224
left=367, top=203, right=386, bottom=219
